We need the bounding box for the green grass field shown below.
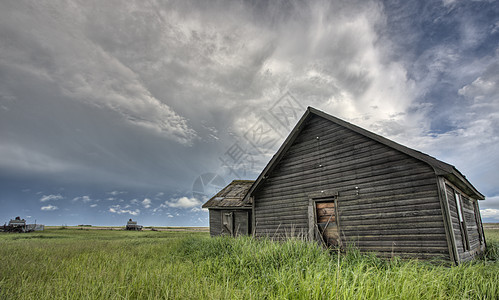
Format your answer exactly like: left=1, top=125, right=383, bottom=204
left=1, top=228, right=498, bottom=299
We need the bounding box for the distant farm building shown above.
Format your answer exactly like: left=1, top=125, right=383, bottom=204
left=125, top=219, right=143, bottom=231
left=204, top=107, right=486, bottom=264
left=202, top=180, right=253, bottom=236
left=1, top=216, right=44, bottom=233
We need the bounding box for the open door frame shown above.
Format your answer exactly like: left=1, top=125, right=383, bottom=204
left=308, top=190, right=341, bottom=248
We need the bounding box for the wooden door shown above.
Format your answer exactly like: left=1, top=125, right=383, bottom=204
left=315, top=200, right=340, bottom=247
left=222, top=212, right=233, bottom=236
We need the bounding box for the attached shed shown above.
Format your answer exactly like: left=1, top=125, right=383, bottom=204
left=243, top=107, right=486, bottom=264
left=202, top=180, right=253, bottom=237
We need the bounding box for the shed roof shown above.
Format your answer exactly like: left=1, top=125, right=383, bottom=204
left=244, top=107, right=484, bottom=201
left=202, top=180, right=254, bottom=208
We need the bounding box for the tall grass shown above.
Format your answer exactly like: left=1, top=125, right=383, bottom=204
left=1, top=228, right=498, bottom=299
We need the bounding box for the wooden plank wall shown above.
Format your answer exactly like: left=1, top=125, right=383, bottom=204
left=234, top=211, right=251, bottom=236
left=253, top=115, right=450, bottom=260
left=209, top=209, right=251, bottom=237
left=209, top=209, right=222, bottom=237
left=445, top=184, right=485, bottom=262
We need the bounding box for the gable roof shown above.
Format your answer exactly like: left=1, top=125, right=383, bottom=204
left=244, top=107, right=484, bottom=201
left=202, top=180, right=254, bottom=208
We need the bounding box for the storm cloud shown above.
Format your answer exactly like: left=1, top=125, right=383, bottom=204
left=1, top=0, right=498, bottom=225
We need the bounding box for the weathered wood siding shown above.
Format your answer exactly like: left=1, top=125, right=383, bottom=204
left=444, top=184, right=485, bottom=262
left=463, top=197, right=481, bottom=252
left=209, top=209, right=222, bottom=237
left=253, top=115, right=449, bottom=259
left=234, top=210, right=251, bottom=236
left=208, top=209, right=251, bottom=237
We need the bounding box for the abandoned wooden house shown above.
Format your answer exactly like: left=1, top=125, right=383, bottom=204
left=202, top=180, right=254, bottom=236
left=204, top=107, right=486, bottom=264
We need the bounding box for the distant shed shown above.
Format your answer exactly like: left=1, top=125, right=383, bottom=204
left=202, top=180, right=253, bottom=236
left=241, top=107, right=486, bottom=264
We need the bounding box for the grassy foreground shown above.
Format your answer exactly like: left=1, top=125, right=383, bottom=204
left=1, top=228, right=498, bottom=299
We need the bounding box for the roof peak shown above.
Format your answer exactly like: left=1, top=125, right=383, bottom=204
left=244, top=107, right=484, bottom=200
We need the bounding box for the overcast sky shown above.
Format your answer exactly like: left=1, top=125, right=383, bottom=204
left=1, top=0, right=498, bottom=226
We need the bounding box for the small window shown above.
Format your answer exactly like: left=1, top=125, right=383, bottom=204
left=455, top=192, right=464, bottom=222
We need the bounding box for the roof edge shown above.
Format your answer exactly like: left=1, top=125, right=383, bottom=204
left=243, top=108, right=314, bottom=202
left=203, top=179, right=255, bottom=208
left=245, top=106, right=484, bottom=201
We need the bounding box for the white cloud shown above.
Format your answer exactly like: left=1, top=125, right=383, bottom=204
left=142, top=198, right=152, bottom=209
left=165, top=197, right=202, bottom=209
left=41, top=204, right=58, bottom=211
left=73, top=196, right=91, bottom=203
left=442, top=0, right=457, bottom=7
left=152, top=206, right=163, bottom=213
left=90, top=204, right=98, bottom=208
left=109, top=205, right=139, bottom=216
left=40, top=194, right=63, bottom=202
left=480, top=209, right=499, bottom=221
left=458, top=63, right=499, bottom=111
left=107, top=191, right=126, bottom=196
